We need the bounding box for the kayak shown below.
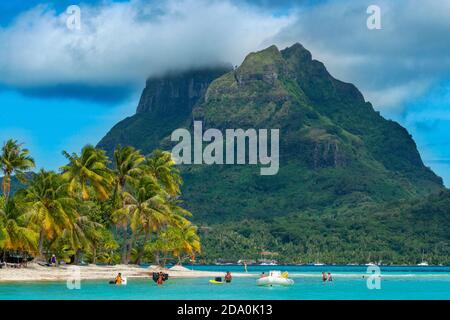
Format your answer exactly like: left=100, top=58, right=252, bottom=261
left=209, top=279, right=224, bottom=284
left=109, top=277, right=127, bottom=285
left=256, top=271, right=294, bottom=287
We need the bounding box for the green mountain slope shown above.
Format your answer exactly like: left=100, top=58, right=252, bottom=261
left=98, top=43, right=447, bottom=263
left=178, top=44, right=442, bottom=222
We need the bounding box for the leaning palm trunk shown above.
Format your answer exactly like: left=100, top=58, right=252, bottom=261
left=2, top=175, right=10, bottom=201
left=134, top=230, right=150, bottom=265
left=126, top=233, right=136, bottom=263
left=154, top=251, right=161, bottom=266
left=37, top=229, right=45, bottom=260
left=120, top=225, right=128, bottom=264
left=92, top=245, right=97, bottom=264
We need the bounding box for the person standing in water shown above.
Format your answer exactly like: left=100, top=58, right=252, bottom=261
left=225, top=271, right=232, bottom=283
left=157, top=272, right=164, bottom=285
left=322, top=272, right=327, bottom=282
left=327, top=272, right=333, bottom=282
left=244, top=261, right=248, bottom=273
left=115, top=273, right=123, bottom=285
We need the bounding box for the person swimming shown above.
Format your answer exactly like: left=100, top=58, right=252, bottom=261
left=225, top=271, right=232, bottom=283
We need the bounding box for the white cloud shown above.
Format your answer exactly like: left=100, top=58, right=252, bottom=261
left=1, top=0, right=450, bottom=111
left=0, top=0, right=294, bottom=90
left=272, top=0, right=450, bottom=110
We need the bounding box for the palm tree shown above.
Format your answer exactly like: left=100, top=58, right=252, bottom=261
left=167, top=222, right=201, bottom=265
left=112, top=145, right=145, bottom=201
left=145, top=222, right=200, bottom=266
left=62, top=213, right=102, bottom=264
left=0, top=139, right=35, bottom=201
left=115, top=176, right=170, bottom=264
left=166, top=197, right=192, bottom=228
left=20, top=170, right=79, bottom=259
left=144, top=150, right=182, bottom=196
left=111, top=145, right=145, bottom=263
left=0, top=198, right=38, bottom=258
left=61, top=145, right=113, bottom=201
left=180, top=223, right=201, bottom=262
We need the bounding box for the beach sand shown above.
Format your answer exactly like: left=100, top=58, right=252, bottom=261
left=0, top=263, right=254, bottom=282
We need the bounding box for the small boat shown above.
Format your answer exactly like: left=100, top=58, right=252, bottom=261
left=209, top=276, right=227, bottom=284
left=256, top=271, right=294, bottom=287
left=418, top=251, right=428, bottom=266
left=209, top=279, right=224, bottom=284
left=313, top=262, right=325, bottom=266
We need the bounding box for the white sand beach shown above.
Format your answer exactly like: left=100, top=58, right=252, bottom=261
left=0, top=263, right=255, bottom=282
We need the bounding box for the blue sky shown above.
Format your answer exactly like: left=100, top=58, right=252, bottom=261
left=0, top=0, right=449, bottom=186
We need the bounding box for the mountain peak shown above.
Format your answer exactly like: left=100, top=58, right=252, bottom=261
left=281, top=42, right=312, bottom=62
left=239, top=45, right=283, bottom=68
left=235, top=45, right=286, bottom=86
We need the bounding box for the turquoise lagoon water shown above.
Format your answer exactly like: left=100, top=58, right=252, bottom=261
left=0, top=265, right=449, bottom=300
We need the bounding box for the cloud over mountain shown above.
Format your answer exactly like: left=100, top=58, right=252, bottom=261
left=0, top=0, right=293, bottom=101
left=1, top=0, right=450, bottom=110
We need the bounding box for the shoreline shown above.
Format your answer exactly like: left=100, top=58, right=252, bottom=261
left=0, top=263, right=255, bottom=283
left=1, top=263, right=449, bottom=283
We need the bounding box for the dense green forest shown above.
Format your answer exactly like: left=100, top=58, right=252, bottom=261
left=197, top=190, right=450, bottom=265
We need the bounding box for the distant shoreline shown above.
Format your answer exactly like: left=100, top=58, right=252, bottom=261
left=1, top=263, right=448, bottom=283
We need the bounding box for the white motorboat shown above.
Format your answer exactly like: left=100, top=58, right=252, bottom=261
left=417, top=261, right=429, bottom=266
left=256, top=271, right=294, bottom=287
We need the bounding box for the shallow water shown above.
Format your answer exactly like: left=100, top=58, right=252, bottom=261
left=1, top=265, right=449, bottom=300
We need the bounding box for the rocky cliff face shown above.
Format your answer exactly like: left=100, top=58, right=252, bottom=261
left=137, top=67, right=231, bottom=115
left=97, top=67, right=230, bottom=156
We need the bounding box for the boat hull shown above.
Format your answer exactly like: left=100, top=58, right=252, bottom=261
left=256, top=277, right=294, bottom=287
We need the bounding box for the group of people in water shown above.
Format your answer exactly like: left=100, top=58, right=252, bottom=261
left=113, top=271, right=167, bottom=286
left=322, top=272, right=333, bottom=282
left=112, top=270, right=332, bottom=285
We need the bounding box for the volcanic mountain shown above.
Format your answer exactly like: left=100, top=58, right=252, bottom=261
left=99, top=43, right=443, bottom=220
left=98, top=43, right=448, bottom=263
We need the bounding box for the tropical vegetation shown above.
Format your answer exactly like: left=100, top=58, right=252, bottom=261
left=0, top=140, right=200, bottom=266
